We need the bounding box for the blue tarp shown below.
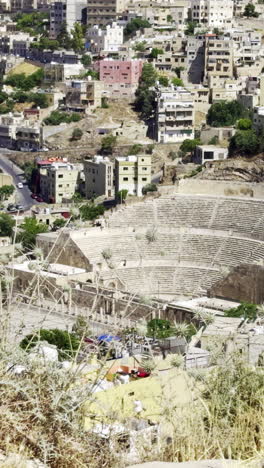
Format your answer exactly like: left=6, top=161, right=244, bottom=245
left=98, top=334, right=121, bottom=342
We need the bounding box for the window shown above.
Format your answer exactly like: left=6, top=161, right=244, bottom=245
left=58, top=184, right=62, bottom=188
left=142, top=177, right=147, bottom=181
left=123, top=177, right=128, bottom=181
left=123, top=167, right=128, bottom=170
left=58, top=174, right=63, bottom=178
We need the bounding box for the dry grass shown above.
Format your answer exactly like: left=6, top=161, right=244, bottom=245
left=8, top=63, right=40, bottom=77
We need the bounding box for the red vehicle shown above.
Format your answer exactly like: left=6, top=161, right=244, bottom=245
left=36, top=196, right=43, bottom=203
left=31, top=193, right=38, bottom=199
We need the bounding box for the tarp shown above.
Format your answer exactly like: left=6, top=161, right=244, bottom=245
left=98, top=334, right=121, bottom=342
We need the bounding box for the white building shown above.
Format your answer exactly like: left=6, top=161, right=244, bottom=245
left=191, top=0, right=233, bottom=28
left=50, top=0, right=86, bottom=38
left=86, top=22, right=123, bottom=55
left=115, top=155, right=151, bottom=197
left=194, top=145, right=228, bottom=164
left=0, top=112, right=43, bottom=150
left=155, top=85, right=194, bottom=144
left=40, top=161, right=83, bottom=203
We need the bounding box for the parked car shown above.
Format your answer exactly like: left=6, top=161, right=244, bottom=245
left=15, top=204, right=23, bottom=211
left=31, top=193, right=38, bottom=199
left=36, top=196, right=43, bottom=203
left=17, top=182, right=23, bottom=189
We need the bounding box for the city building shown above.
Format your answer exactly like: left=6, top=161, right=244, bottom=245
left=0, top=32, right=32, bottom=56
left=65, top=78, right=104, bottom=111
left=50, top=0, right=86, bottom=38
left=191, top=0, right=233, bottom=28
left=204, top=34, right=234, bottom=88
left=39, top=161, right=83, bottom=203
left=99, top=58, right=143, bottom=98
left=0, top=112, right=43, bottom=150
left=84, top=156, right=114, bottom=199
left=86, top=0, right=128, bottom=27
left=194, top=145, right=228, bottom=164
left=115, top=155, right=151, bottom=197
left=155, top=85, right=194, bottom=143
left=253, top=107, right=264, bottom=134
left=86, top=22, right=123, bottom=55
left=186, top=35, right=205, bottom=84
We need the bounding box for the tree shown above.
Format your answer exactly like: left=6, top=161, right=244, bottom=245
left=142, top=183, right=157, bottom=195
left=81, top=54, right=92, bottom=67
left=79, top=203, right=105, bottom=220
left=225, top=302, right=258, bottom=321
left=158, top=75, right=169, bottom=86
left=20, top=328, right=80, bottom=360
left=135, top=63, right=157, bottom=120
left=207, top=100, right=248, bottom=127
left=237, top=118, right=252, bottom=130
left=180, top=138, right=201, bottom=155
left=52, top=218, right=67, bottom=231
left=229, top=129, right=259, bottom=156
left=0, top=213, right=15, bottom=237
left=185, top=21, right=196, bottom=35
left=18, top=217, right=49, bottom=251
left=15, top=12, right=48, bottom=35
left=149, top=48, right=164, bottom=59
left=71, top=128, right=83, bottom=141
left=174, top=66, right=184, bottom=78
left=133, top=42, right=146, bottom=52
left=57, top=21, right=72, bottom=49
left=0, top=185, right=15, bottom=200
left=71, top=22, right=84, bottom=53
left=127, top=144, right=142, bottom=155
left=31, top=37, right=59, bottom=51
left=167, top=14, right=173, bottom=22
left=5, top=69, right=44, bottom=91
left=117, top=189, right=128, bottom=203
left=147, top=318, right=174, bottom=339
left=172, top=77, right=183, bottom=86
left=244, top=3, right=259, bottom=16
left=101, top=134, right=117, bottom=154
left=124, top=18, right=151, bottom=37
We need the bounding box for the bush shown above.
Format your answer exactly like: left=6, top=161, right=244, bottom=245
left=180, top=138, right=201, bottom=154
left=229, top=129, right=259, bottom=156
left=127, top=143, right=142, bottom=155
left=5, top=69, right=44, bottom=91
left=124, top=18, right=151, bottom=37
left=20, top=328, right=80, bottom=360
left=0, top=213, right=15, bottom=237
left=101, top=96, right=109, bottom=108
left=147, top=318, right=174, bottom=339
left=71, top=128, right=83, bottom=141
left=44, top=111, right=82, bottom=126
left=237, top=118, right=252, bottom=130
left=225, top=302, right=258, bottom=321
left=79, top=203, right=105, bottom=221
left=207, top=100, right=248, bottom=127
left=117, top=189, right=128, bottom=203
left=0, top=184, right=15, bottom=200
left=100, top=134, right=117, bottom=154
left=142, top=183, right=157, bottom=195
left=172, top=77, right=183, bottom=87
left=158, top=75, right=169, bottom=86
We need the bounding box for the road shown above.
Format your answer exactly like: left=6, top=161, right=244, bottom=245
left=0, top=151, right=37, bottom=209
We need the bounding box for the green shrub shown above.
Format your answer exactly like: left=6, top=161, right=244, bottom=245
left=127, top=143, right=142, bottom=155
left=224, top=302, right=258, bottom=321
left=44, top=111, right=82, bottom=125
left=79, top=203, right=105, bottom=220
left=142, top=183, right=157, bottom=195
left=20, top=328, right=80, bottom=360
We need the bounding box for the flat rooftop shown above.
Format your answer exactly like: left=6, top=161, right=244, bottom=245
left=9, top=261, right=86, bottom=277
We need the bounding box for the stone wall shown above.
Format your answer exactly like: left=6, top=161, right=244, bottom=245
left=178, top=179, right=264, bottom=199
left=208, top=264, right=264, bottom=304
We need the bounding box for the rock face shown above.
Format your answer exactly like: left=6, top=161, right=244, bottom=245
left=209, top=264, right=264, bottom=304
left=198, top=158, right=264, bottom=182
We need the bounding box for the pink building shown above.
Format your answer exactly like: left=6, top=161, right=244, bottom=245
left=99, top=59, right=143, bottom=99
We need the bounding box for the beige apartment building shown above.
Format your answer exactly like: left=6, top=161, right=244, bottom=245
left=40, top=162, right=82, bottom=203
left=84, top=156, right=114, bottom=199
left=204, top=35, right=233, bottom=88
left=86, top=0, right=128, bottom=27
left=115, top=155, right=151, bottom=198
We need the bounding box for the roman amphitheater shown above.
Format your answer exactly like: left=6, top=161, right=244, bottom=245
left=38, top=193, right=264, bottom=303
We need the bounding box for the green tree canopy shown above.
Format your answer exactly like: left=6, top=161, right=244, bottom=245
left=142, top=183, right=157, bottom=195
left=71, top=22, right=84, bottom=52
left=15, top=12, right=48, bottom=35
left=20, top=328, right=80, bottom=360
left=185, top=21, right=196, bottom=35
left=229, top=129, right=259, bottom=156
left=44, top=111, right=81, bottom=126
left=100, top=134, right=117, bottom=154
left=79, top=203, right=105, bottom=220
left=135, top=63, right=157, bottom=120
left=0, top=185, right=15, bottom=200
left=207, top=100, right=248, bottom=127
left=150, top=48, right=164, bottom=59
left=57, top=21, right=72, bottom=49
left=52, top=218, right=67, bottom=231
left=172, top=77, right=183, bottom=86
left=124, top=18, right=151, bottom=37
left=5, top=69, right=44, bottom=91
left=237, top=118, right=252, bottom=130
left=18, top=217, right=49, bottom=250
left=147, top=318, right=174, bottom=339
left=180, top=138, right=201, bottom=154
left=244, top=3, right=259, bottom=16
left=71, top=128, right=83, bottom=140
left=0, top=213, right=15, bottom=237
left=225, top=302, right=258, bottom=321
left=158, top=75, right=169, bottom=86
left=81, top=54, right=92, bottom=67
left=117, top=189, right=128, bottom=203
